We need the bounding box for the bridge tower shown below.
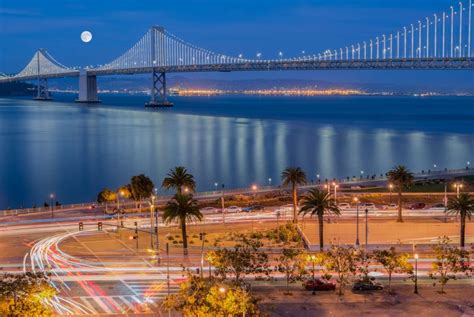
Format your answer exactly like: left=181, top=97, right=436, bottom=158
left=76, top=71, right=100, bottom=104
left=34, top=49, right=52, bottom=101
left=145, top=26, right=173, bottom=108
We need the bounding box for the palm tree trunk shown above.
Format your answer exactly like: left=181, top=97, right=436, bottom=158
left=460, top=215, right=465, bottom=248
left=397, top=190, right=403, bottom=222
left=292, top=185, right=298, bottom=224
left=318, top=214, right=324, bottom=251
left=181, top=219, right=188, bottom=256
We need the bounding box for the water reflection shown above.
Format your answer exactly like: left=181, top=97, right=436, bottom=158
left=0, top=97, right=473, bottom=208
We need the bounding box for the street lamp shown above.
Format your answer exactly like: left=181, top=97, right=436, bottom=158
left=49, top=193, right=55, bottom=218
left=268, top=178, right=272, bottom=186
left=316, top=174, right=320, bottom=184
left=219, top=286, right=226, bottom=294
left=414, top=253, right=419, bottom=294
left=354, top=197, right=360, bottom=247
left=360, top=170, right=364, bottom=179
left=453, top=182, right=463, bottom=198
left=214, top=182, right=218, bottom=191
left=365, top=208, right=369, bottom=250
left=388, top=183, right=394, bottom=204
left=252, top=184, right=258, bottom=201
left=467, top=161, right=471, bottom=170
left=331, top=182, right=338, bottom=203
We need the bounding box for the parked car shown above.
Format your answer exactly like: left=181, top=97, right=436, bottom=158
left=409, top=202, right=427, bottom=210
left=225, top=206, right=242, bottom=213
left=383, top=203, right=398, bottom=210
left=352, top=279, right=384, bottom=291
left=303, top=278, right=336, bottom=291
left=200, top=207, right=218, bottom=214
left=338, top=203, right=351, bottom=210
left=360, top=203, right=376, bottom=210
left=430, top=203, right=446, bottom=210
left=243, top=205, right=264, bottom=212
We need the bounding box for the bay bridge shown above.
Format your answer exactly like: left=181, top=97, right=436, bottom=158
left=1, top=1, right=473, bottom=107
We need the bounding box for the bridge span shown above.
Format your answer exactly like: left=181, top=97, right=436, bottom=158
left=1, top=1, right=473, bottom=106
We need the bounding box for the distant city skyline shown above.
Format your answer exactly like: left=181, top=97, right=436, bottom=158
left=1, top=0, right=473, bottom=88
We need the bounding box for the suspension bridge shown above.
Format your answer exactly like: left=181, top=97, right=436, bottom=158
left=1, top=1, right=473, bottom=107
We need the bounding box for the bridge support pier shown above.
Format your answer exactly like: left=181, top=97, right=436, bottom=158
left=33, top=78, right=52, bottom=101
left=145, top=71, right=173, bottom=108
left=76, top=72, right=100, bottom=104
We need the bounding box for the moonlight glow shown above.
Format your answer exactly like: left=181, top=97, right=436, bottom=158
left=80, top=31, right=92, bottom=43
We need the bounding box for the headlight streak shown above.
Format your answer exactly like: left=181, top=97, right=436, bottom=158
left=25, top=228, right=172, bottom=315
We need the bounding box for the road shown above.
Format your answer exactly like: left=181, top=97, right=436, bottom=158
left=0, top=202, right=472, bottom=315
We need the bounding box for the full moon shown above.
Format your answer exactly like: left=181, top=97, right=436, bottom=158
left=80, top=31, right=92, bottom=43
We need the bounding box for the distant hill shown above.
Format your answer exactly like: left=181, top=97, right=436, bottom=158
left=0, top=82, right=36, bottom=96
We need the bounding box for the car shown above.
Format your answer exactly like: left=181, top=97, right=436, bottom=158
left=200, top=207, right=218, bottom=214
left=409, top=202, right=426, bottom=210
left=381, top=203, right=398, bottom=210
left=352, top=279, right=384, bottom=291
left=242, top=205, right=264, bottom=212
left=360, top=203, right=376, bottom=210
left=303, top=278, right=336, bottom=291
left=88, top=204, right=96, bottom=210
left=225, top=206, right=242, bottom=213
left=430, top=203, right=446, bottom=210
left=338, top=203, right=351, bottom=210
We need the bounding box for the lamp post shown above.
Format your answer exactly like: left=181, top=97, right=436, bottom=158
left=214, top=182, right=218, bottom=192
left=354, top=197, right=360, bottom=247
left=252, top=184, right=258, bottom=201
left=49, top=193, right=54, bottom=218
left=454, top=183, right=463, bottom=198
left=331, top=182, right=338, bottom=203
left=389, top=183, right=394, bottom=204
left=221, top=184, right=225, bottom=224
left=365, top=208, right=369, bottom=250
left=199, top=233, right=206, bottom=278
left=268, top=178, right=272, bottom=186
left=414, top=253, right=419, bottom=294
left=166, top=242, right=170, bottom=317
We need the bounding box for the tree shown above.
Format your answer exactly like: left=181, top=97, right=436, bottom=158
left=163, top=273, right=262, bottom=316
left=163, top=193, right=202, bottom=256
left=447, top=192, right=474, bottom=248
left=281, top=167, right=307, bottom=223
left=0, top=272, right=56, bottom=317
left=373, top=247, right=413, bottom=294
left=162, top=166, right=196, bottom=195
left=96, top=188, right=117, bottom=213
left=429, top=236, right=471, bottom=293
left=324, top=245, right=359, bottom=295
left=208, top=234, right=269, bottom=282
left=299, top=188, right=340, bottom=250
left=130, top=174, right=155, bottom=212
left=275, top=248, right=307, bottom=294
left=386, top=165, right=414, bottom=222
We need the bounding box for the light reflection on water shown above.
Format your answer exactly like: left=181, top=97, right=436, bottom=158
left=0, top=95, right=473, bottom=208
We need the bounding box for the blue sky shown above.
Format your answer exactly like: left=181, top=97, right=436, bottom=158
left=1, top=0, right=472, bottom=89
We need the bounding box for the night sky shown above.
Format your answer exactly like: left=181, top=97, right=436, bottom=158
left=1, top=0, right=473, bottom=90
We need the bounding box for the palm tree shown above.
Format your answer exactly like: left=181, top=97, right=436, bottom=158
left=281, top=167, right=307, bottom=223
left=300, top=188, right=340, bottom=251
left=387, top=165, right=414, bottom=222
left=162, top=166, right=196, bottom=195
left=447, top=192, right=474, bottom=248
left=163, top=193, right=203, bottom=255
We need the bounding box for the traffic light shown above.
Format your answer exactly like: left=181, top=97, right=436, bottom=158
left=98, top=222, right=102, bottom=231
left=79, top=222, right=83, bottom=231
